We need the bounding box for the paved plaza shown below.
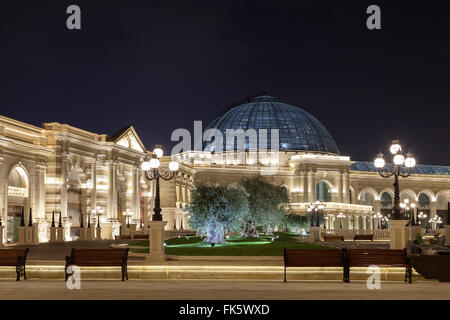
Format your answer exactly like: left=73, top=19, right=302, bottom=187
left=0, top=280, right=448, bottom=300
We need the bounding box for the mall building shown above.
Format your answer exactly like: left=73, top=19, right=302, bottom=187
left=0, top=94, right=449, bottom=243
left=0, top=116, right=194, bottom=243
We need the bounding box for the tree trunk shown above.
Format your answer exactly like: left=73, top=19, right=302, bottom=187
left=205, top=223, right=225, bottom=244
left=244, top=220, right=259, bottom=238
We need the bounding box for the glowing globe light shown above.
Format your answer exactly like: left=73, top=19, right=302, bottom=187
left=374, top=156, right=385, bottom=168
left=169, top=161, right=179, bottom=171
left=405, top=154, right=416, bottom=168
left=149, top=158, right=160, bottom=169
left=390, top=140, right=402, bottom=154
left=153, top=145, right=164, bottom=158
left=393, top=154, right=405, bottom=165
left=140, top=161, right=151, bottom=171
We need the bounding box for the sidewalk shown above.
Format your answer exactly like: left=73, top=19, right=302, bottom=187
left=0, top=280, right=448, bottom=300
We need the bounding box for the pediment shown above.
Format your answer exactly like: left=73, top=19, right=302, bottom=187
left=110, top=126, right=145, bottom=153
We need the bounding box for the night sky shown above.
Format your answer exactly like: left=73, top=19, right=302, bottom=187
left=1, top=1, right=449, bottom=165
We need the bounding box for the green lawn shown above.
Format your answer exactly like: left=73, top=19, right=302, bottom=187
left=130, top=232, right=331, bottom=256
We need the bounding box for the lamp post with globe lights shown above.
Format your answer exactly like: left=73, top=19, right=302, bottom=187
left=307, top=201, right=324, bottom=241
left=374, top=140, right=416, bottom=249
left=418, top=211, right=427, bottom=227
left=140, top=144, right=179, bottom=262
left=307, top=201, right=324, bottom=228
left=373, top=140, right=416, bottom=220
left=141, top=144, right=180, bottom=221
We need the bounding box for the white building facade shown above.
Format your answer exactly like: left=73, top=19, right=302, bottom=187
left=0, top=115, right=194, bottom=244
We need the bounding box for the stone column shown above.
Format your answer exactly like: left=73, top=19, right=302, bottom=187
left=336, top=170, right=343, bottom=203
left=60, top=155, right=68, bottom=220
left=111, top=162, right=118, bottom=220
left=143, top=195, right=150, bottom=231
left=302, top=170, right=308, bottom=202
left=183, top=212, right=190, bottom=230
left=309, top=226, right=320, bottom=241
left=308, top=169, right=316, bottom=202
left=90, top=161, right=97, bottom=214
left=36, top=163, right=46, bottom=220
left=362, top=216, right=367, bottom=230
left=389, top=220, right=408, bottom=249
left=430, top=200, right=437, bottom=219
left=146, top=221, right=168, bottom=262
left=343, top=170, right=350, bottom=203
left=0, top=225, right=4, bottom=248
left=18, top=226, right=26, bottom=244
left=131, top=167, right=140, bottom=225
left=444, top=225, right=450, bottom=246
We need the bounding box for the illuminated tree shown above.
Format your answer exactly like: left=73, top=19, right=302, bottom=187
left=284, top=213, right=310, bottom=233
left=187, top=184, right=249, bottom=244
left=240, top=176, right=290, bottom=236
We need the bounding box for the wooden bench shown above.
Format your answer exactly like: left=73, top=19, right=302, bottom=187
left=323, top=235, right=344, bottom=242
left=133, top=234, right=149, bottom=240
left=115, top=235, right=131, bottom=240
left=0, top=248, right=29, bottom=281
left=284, top=248, right=348, bottom=282
left=346, top=249, right=412, bottom=283
left=353, top=234, right=373, bottom=241
left=65, top=248, right=130, bottom=281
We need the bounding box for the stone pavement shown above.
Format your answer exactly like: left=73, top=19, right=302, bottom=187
left=0, top=280, right=448, bottom=300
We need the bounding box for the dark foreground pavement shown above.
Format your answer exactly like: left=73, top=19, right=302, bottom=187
left=0, top=280, right=448, bottom=300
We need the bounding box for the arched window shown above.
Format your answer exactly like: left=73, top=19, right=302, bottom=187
left=315, top=181, right=332, bottom=202
left=359, top=191, right=374, bottom=206
left=380, top=192, right=393, bottom=208
left=418, top=193, right=430, bottom=209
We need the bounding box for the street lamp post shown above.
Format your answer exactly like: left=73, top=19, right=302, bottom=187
left=374, top=140, right=416, bottom=249
left=140, top=144, right=179, bottom=262
left=418, top=211, right=427, bottom=226
left=122, top=209, right=133, bottom=236
left=93, top=206, right=104, bottom=240
left=307, top=201, right=324, bottom=241
left=307, top=201, right=324, bottom=228
left=374, top=140, right=416, bottom=220
left=140, top=144, right=179, bottom=221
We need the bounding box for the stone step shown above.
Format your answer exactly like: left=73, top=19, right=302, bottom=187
left=0, top=265, right=425, bottom=281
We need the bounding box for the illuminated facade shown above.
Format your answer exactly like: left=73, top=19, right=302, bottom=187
left=0, top=95, right=449, bottom=244
left=0, top=115, right=194, bottom=244
left=176, top=95, right=450, bottom=231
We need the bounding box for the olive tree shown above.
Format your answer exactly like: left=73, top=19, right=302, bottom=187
left=239, top=176, right=290, bottom=236
left=186, top=184, right=249, bottom=244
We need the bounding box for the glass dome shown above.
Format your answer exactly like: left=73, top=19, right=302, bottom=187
left=204, top=95, right=339, bottom=154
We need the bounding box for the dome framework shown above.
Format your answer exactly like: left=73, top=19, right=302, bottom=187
left=204, top=95, right=340, bottom=154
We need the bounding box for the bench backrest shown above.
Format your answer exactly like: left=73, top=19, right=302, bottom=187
left=70, top=248, right=129, bottom=264
left=354, top=234, right=373, bottom=240
left=324, top=236, right=344, bottom=242
left=284, top=249, right=345, bottom=267
left=0, top=248, right=29, bottom=264
left=347, top=249, right=407, bottom=267
left=133, top=234, right=149, bottom=239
